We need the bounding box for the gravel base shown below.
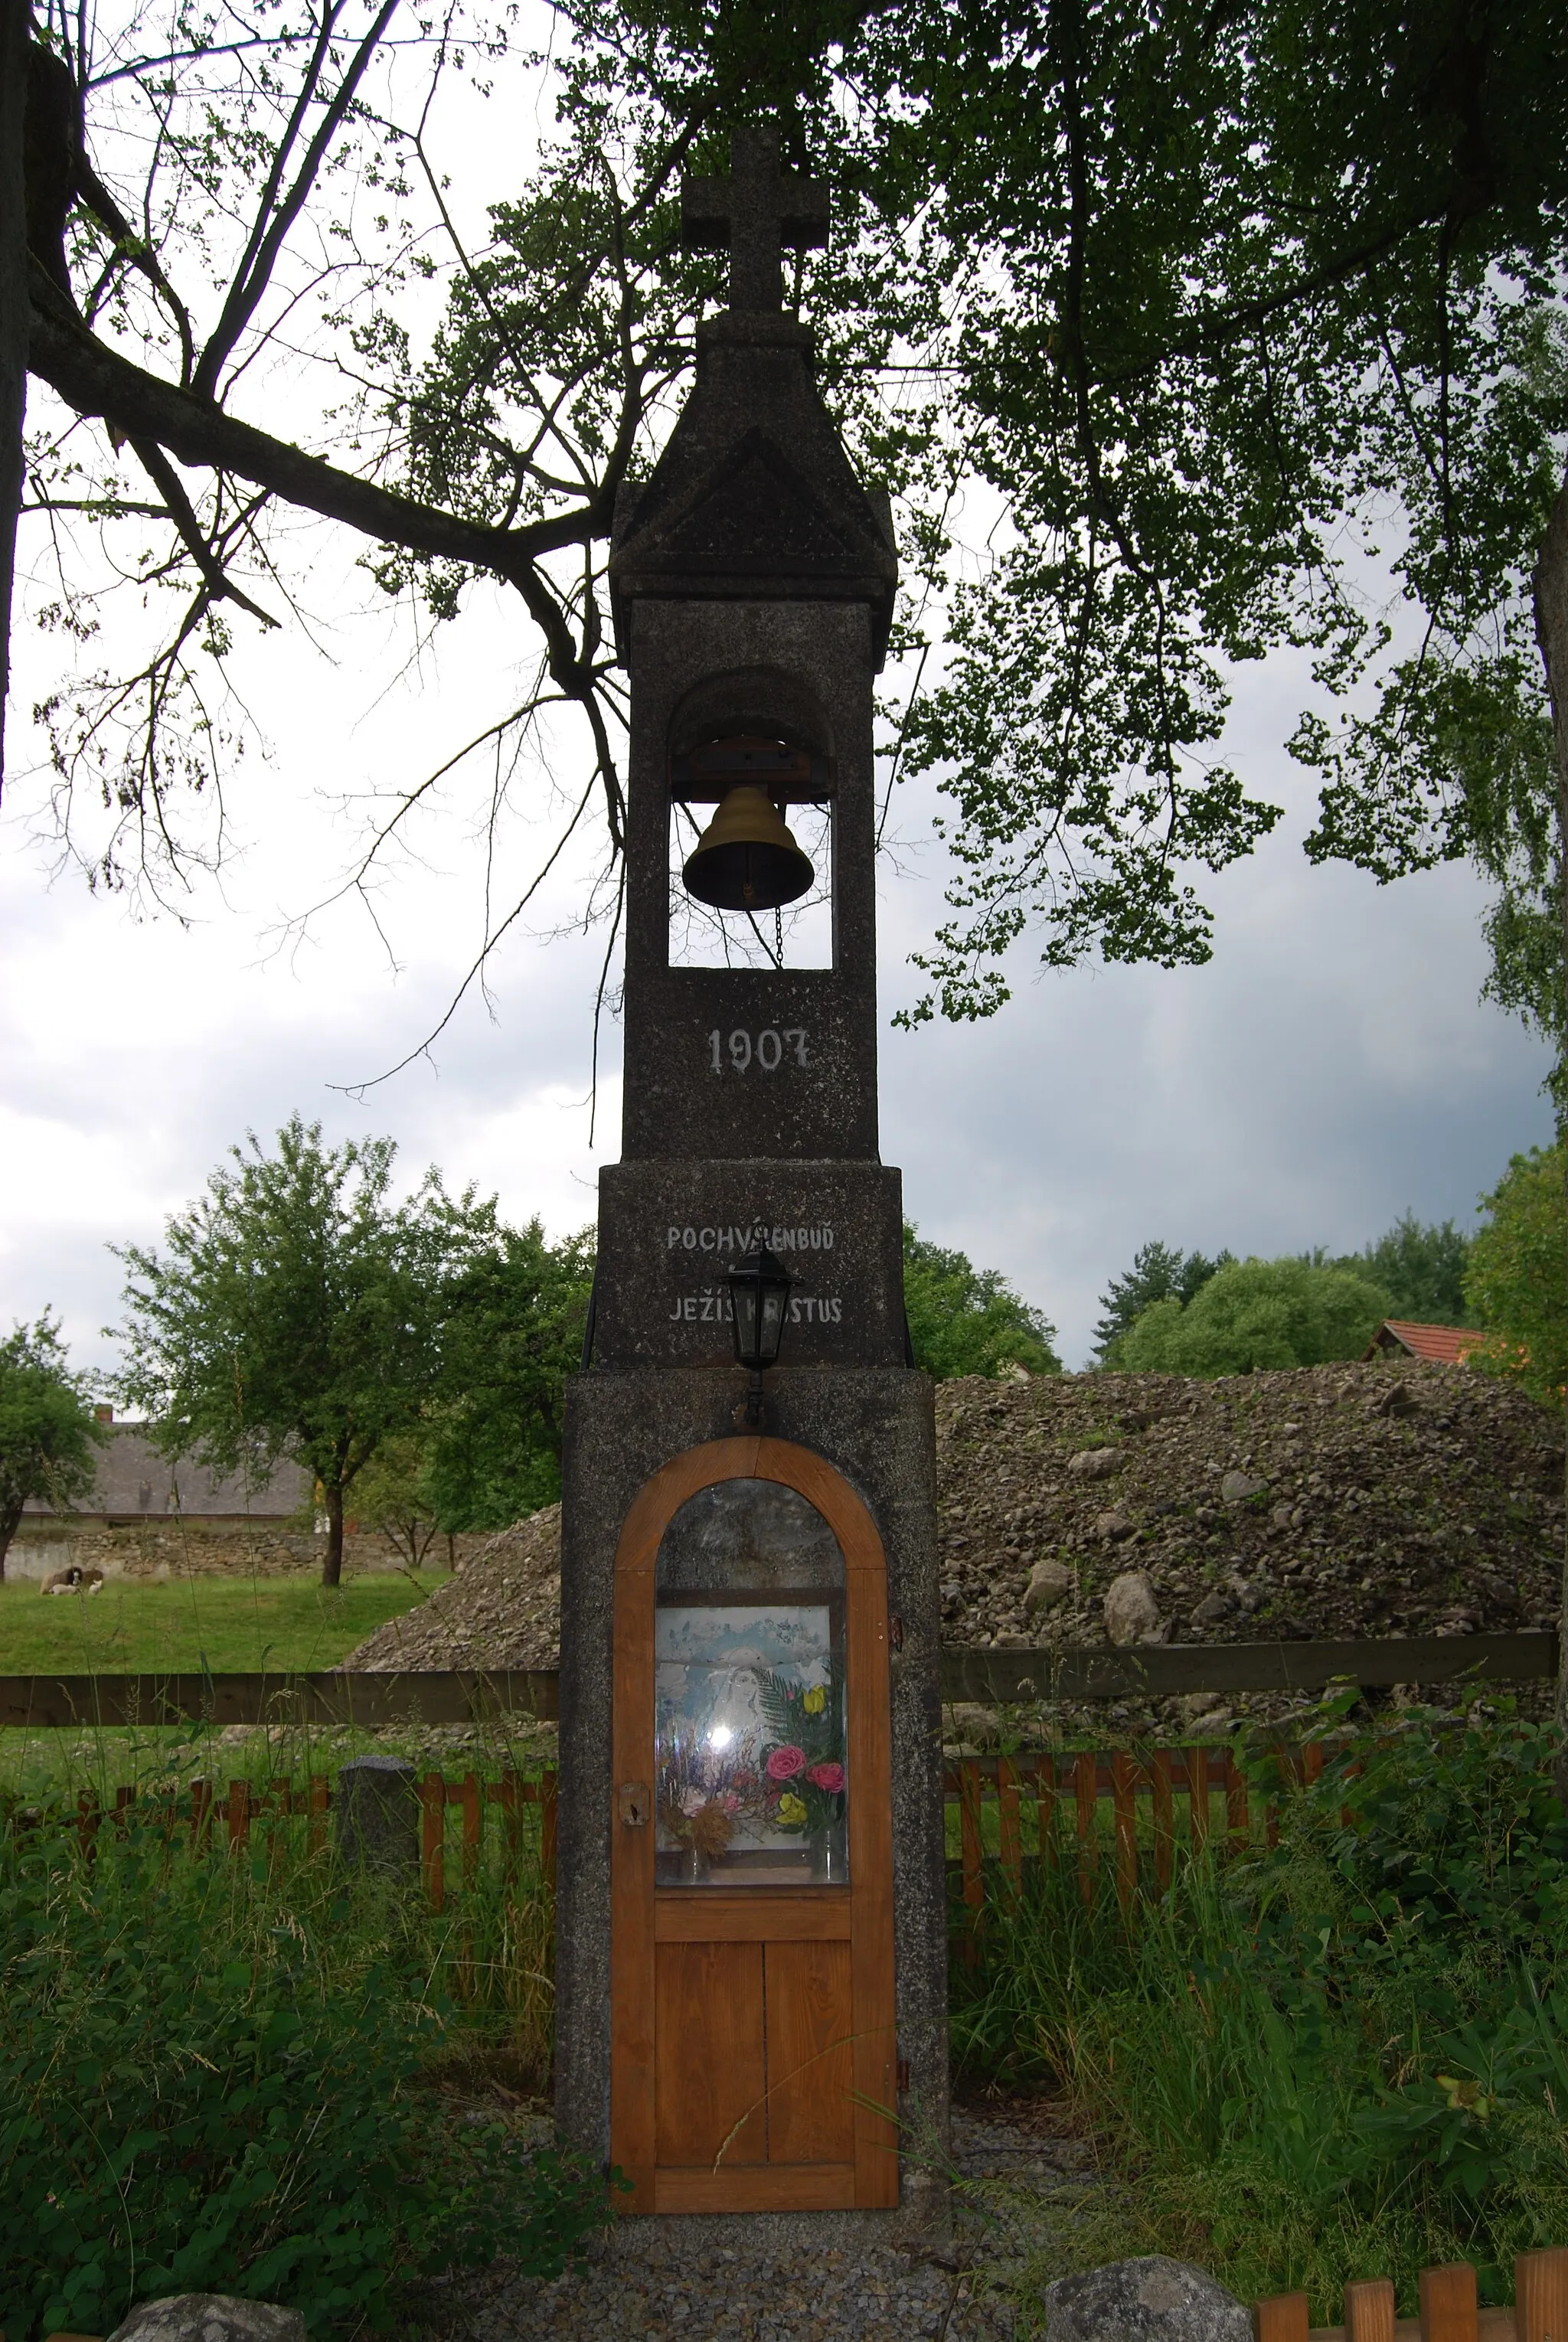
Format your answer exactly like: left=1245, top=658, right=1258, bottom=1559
left=440, top=2104, right=1102, bottom=2340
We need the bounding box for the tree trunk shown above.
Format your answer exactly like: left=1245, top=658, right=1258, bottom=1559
left=1532, top=460, right=1568, bottom=1783
left=322, top=1481, right=345, bottom=1588
left=0, top=0, right=31, bottom=792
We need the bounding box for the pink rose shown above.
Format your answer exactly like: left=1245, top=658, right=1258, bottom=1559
left=717, top=1792, right=741, bottom=1814
left=805, top=1762, right=844, bottom=1794
left=765, top=1744, right=805, bottom=1782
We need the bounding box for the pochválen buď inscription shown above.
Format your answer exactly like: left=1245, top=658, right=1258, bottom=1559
left=554, top=125, right=946, bottom=2225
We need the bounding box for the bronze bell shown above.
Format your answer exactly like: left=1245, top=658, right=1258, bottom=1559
left=681, top=782, right=815, bottom=911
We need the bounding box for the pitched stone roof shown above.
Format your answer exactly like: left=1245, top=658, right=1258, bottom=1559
left=21, top=1420, right=309, bottom=1521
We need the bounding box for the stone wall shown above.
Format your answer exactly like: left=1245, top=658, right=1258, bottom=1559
left=6, top=1521, right=488, bottom=1580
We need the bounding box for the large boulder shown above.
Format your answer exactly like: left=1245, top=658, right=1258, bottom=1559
left=1102, top=1569, right=1164, bottom=1646
left=1043, top=2256, right=1252, bottom=2342
left=106, top=2295, right=306, bottom=2342
left=1024, top=1558, right=1074, bottom=1614
left=1069, top=1445, right=1123, bottom=1481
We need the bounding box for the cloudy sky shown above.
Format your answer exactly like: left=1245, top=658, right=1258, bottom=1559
left=1, top=518, right=1548, bottom=1382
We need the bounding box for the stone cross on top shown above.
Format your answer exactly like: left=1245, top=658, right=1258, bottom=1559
left=682, top=126, right=829, bottom=314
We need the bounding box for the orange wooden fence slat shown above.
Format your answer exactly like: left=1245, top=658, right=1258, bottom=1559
left=499, top=1771, right=520, bottom=1885
left=1517, top=2250, right=1568, bottom=2342
left=1036, top=1754, right=1059, bottom=1873
left=462, top=1772, right=482, bottom=1890
left=1227, top=1760, right=1250, bottom=1854
left=1421, top=2262, right=1480, bottom=2342
left=541, top=1770, right=557, bottom=1886
left=998, top=1755, right=1021, bottom=1893
left=113, top=1783, right=133, bottom=1839
left=959, top=1757, right=984, bottom=1955
left=191, top=1777, right=212, bottom=1851
left=308, top=1773, right=328, bottom=1857
left=1344, top=2277, right=1396, bottom=2342
left=1190, top=1746, right=1211, bottom=1851
left=76, top=1792, right=100, bottom=1860
left=1254, top=2293, right=1310, bottom=2342
left=1074, top=1749, right=1097, bottom=1907
left=421, top=1772, right=446, bottom=1911
left=1112, top=1751, right=1138, bottom=1909
left=1152, top=1748, right=1174, bottom=1891
left=1303, top=1739, right=1326, bottom=1788
left=227, top=1778, right=250, bottom=1850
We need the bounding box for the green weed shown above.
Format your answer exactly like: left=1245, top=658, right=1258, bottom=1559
left=0, top=1750, right=595, bottom=2340
left=952, top=1702, right=1568, bottom=2323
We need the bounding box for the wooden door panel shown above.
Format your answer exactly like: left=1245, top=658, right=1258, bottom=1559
left=765, top=1940, right=855, bottom=2165
left=655, top=1941, right=767, bottom=2167
left=612, top=1439, right=900, bottom=2213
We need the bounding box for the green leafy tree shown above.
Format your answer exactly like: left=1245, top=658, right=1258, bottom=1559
left=1354, top=1211, right=1475, bottom=1325
left=1117, top=1256, right=1391, bottom=1377
left=422, top=1214, right=594, bottom=1533
left=901, top=1222, right=1060, bottom=1380
left=1465, top=1146, right=1568, bottom=1407
left=0, top=1313, right=104, bottom=1579
left=1093, top=1243, right=1233, bottom=1364
left=113, top=1115, right=463, bottom=1588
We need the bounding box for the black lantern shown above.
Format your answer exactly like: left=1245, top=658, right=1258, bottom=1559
left=726, top=1243, right=794, bottom=1425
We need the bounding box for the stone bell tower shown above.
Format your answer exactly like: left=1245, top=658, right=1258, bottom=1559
left=554, top=127, right=946, bottom=2225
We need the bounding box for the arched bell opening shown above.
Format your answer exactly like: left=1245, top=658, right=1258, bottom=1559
left=667, top=670, right=836, bottom=972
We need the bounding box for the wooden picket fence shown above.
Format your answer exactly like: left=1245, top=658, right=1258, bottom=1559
left=16, top=1767, right=557, bottom=1909
left=1256, top=2247, right=1568, bottom=2342
left=944, top=1741, right=1334, bottom=1937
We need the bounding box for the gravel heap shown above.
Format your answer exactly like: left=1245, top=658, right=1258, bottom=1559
left=345, top=1506, right=563, bottom=1673
left=342, top=1361, right=1563, bottom=1692
left=935, top=1357, right=1561, bottom=1650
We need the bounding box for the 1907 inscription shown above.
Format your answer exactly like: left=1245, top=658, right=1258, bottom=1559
left=707, top=1027, right=809, bottom=1073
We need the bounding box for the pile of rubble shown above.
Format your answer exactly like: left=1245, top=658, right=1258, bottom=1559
left=345, top=1506, right=564, bottom=1674
left=343, top=1361, right=1563, bottom=1726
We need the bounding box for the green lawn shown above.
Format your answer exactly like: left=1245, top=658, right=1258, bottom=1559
left=0, top=1569, right=444, bottom=1674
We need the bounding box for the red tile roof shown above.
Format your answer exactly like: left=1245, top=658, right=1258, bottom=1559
left=1362, top=1320, right=1481, bottom=1365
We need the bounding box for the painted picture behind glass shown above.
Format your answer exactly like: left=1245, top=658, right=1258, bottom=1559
left=655, top=1598, right=848, bottom=1884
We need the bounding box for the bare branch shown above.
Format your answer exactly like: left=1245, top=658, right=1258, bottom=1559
left=193, top=0, right=402, bottom=401
left=28, top=268, right=600, bottom=583
left=129, top=436, right=281, bottom=626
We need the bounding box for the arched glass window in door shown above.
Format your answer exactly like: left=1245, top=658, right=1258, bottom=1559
left=654, top=1477, right=848, bottom=1887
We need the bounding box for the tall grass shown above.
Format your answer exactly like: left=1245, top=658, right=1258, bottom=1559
left=952, top=1702, right=1568, bottom=2322
left=0, top=1735, right=596, bottom=2341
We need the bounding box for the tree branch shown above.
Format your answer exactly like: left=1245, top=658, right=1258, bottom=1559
left=27, top=268, right=599, bottom=586
left=193, top=0, right=402, bottom=400
left=129, top=435, right=281, bottom=626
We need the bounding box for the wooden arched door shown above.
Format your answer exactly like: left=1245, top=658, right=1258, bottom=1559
left=609, top=1435, right=898, bottom=2213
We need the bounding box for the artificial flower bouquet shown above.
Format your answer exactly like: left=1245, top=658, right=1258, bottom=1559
left=756, top=1669, right=846, bottom=1837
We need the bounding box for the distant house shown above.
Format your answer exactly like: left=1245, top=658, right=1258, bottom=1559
left=1361, top=1320, right=1481, bottom=1366
left=21, top=1408, right=309, bottom=1528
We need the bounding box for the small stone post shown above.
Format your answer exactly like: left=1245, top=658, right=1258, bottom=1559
left=333, top=1753, right=418, bottom=1877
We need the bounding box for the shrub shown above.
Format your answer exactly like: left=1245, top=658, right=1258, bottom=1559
left=956, top=1705, right=1568, bottom=2320
left=0, top=1815, right=606, bottom=2340
left=1116, top=1256, right=1391, bottom=1374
